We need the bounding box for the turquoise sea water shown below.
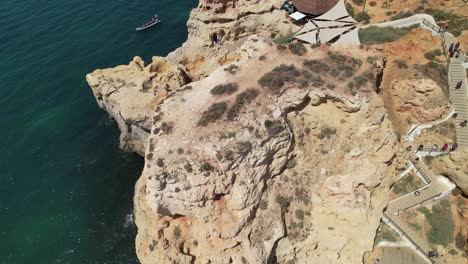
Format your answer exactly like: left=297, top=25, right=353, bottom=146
left=0, top=0, right=197, bottom=263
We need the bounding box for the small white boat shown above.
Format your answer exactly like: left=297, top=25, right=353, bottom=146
left=136, top=15, right=161, bottom=31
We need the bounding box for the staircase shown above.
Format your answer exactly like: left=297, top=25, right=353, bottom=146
left=449, top=60, right=468, bottom=147
left=378, top=19, right=460, bottom=264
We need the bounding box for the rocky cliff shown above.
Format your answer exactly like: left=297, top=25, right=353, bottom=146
left=86, top=1, right=404, bottom=263
left=133, top=38, right=398, bottom=263
left=87, top=0, right=296, bottom=154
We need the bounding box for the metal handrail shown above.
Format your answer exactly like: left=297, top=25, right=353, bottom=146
left=383, top=214, right=435, bottom=263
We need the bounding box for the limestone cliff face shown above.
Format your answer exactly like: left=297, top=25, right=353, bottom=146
left=87, top=1, right=400, bottom=263
left=427, top=149, right=468, bottom=195
left=132, top=37, right=398, bottom=263
left=86, top=0, right=295, bottom=154
left=86, top=56, right=190, bottom=155
left=166, top=0, right=297, bottom=79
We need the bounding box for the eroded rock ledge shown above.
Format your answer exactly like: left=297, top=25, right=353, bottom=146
left=130, top=38, right=397, bottom=263
left=86, top=1, right=400, bottom=263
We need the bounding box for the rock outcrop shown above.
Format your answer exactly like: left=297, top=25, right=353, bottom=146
left=131, top=37, right=398, bottom=263
left=86, top=56, right=190, bottom=155
left=428, top=149, right=468, bottom=195
left=86, top=0, right=297, bottom=154
left=83, top=1, right=420, bottom=263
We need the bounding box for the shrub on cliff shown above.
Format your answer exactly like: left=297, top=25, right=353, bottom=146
left=288, top=42, right=307, bottom=56
left=198, top=102, right=228, bottom=126
left=391, top=11, right=413, bottom=21
left=303, top=59, right=330, bottom=73
left=264, top=119, right=285, bottom=136
left=356, top=11, right=370, bottom=22
left=210, top=83, right=238, bottom=95
left=317, top=127, right=336, bottom=139
left=224, top=65, right=239, bottom=74
left=394, top=59, right=408, bottom=69
left=161, top=122, right=173, bottom=134
left=226, top=88, right=259, bottom=120
left=424, top=203, right=454, bottom=246
left=258, top=64, right=300, bottom=93
left=199, top=161, right=214, bottom=173
left=359, top=26, right=415, bottom=45
left=425, top=9, right=467, bottom=36
left=424, top=49, right=442, bottom=60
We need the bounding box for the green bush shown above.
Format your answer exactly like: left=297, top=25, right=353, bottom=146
left=415, top=5, right=424, bottom=13
left=273, top=32, right=296, bottom=44
left=198, top=102, right=228, bottom=126
left=356, top=11, right=370, bottom=22
left=288, top=42, right=307, bottom=56
left=275, top=195, right=290, bottom=209
left=258, top=64, right=300, bottom=93
left=423, top=154, right=435, bottom=164
left=425, top=9, right=468, bottom=37
left=392, top=175, right=424, bottom=194
left=227, top=88, right=259, bottom=120
left=184, top=162, right=193, bottom=172
left=224, top=65, right=239, bottom=74
left=448, top=249, right=458, bottom=255
left=199, top=161, right=214, bottom=172
left=264, top=119, right=285, bottom=136
left=382, top=230, right=398, bottom=242
left=353, top=75, right=368, bottom=88
left=161, top=122, right=173, bottom=134
left=394, top=59, right=408, bottom=69
left=330, top=53, right=347, bottom=64
left=317, top=127, right=336, bottom=139
left=424, top=49, right=442, bottom=60
left=423, top=204, right=455, bottom=246
left=157, top=158, right=165, bottom=167
left=276, top=44, right=287, bottom=50
left=210, top=83, right=238, bottom=95
left=418, top=207, right=430, bottom=216
left=295, top=209, right=305, bottom=220
left=359, top=26, right=414, bottom=45
left=391, top=11, right=413, bottom=21
left=303, top=59, right=330, bottom=73
left=410, top=223, right=422, bottom=231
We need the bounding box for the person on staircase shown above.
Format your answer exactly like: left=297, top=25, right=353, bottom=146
left=442, top=143, right=448, bottom=151
left=461, top=120, right=467, bottom=127
left=449, top=143, right=458, bottom=153
left=429, top=144, right=438, bottom=154
left=455, top=80, right=462, bottom=89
